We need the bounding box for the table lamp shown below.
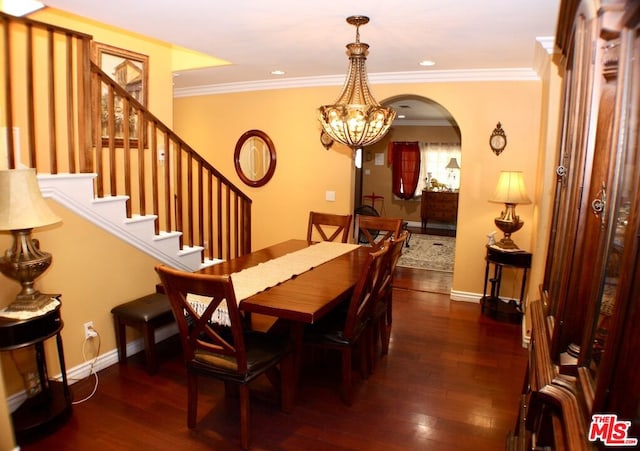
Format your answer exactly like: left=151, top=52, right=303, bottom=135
left=445, top=157, right=460, bottom=190
left=0, top=169, right=61, bottom=311
left=488, top=171, right=531, bottom=249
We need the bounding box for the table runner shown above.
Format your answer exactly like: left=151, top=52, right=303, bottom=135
left=187, top=241, right=360, bottom=325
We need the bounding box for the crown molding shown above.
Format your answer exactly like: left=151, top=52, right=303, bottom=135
left=393, top=119, right=457, bottom=127
left=536, top=36, right=556, bottom=54
left=173, top=67, right=540, bottom=98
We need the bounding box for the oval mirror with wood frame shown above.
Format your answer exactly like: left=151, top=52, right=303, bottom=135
left=234, top=129, right=277, bottom=187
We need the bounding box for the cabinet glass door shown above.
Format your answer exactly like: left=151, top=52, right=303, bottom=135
left=543, top=10, right=599, bottom=332
left=584, top=30, right=640, bottom=384
left=590, top=14, right=640, bottom=429
left=545, top=8, right=609, bottom=360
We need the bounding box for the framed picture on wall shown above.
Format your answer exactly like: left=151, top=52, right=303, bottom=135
left=92, top=42, right=149, bottom=146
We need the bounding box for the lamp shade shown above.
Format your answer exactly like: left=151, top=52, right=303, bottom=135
left=0, top=168, right=60, bottom=230
left=445, top=158, right=460, bottom=169
left=489, top=171, right=531, bottom=205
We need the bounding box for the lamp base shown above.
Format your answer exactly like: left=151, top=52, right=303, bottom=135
left=494, top=203, right=524, bottom=250
left=493, top=237, right=520, bottom=250
left=0, top=228, right=55, bottom=312
left=5, top=292, right=56, bottom=312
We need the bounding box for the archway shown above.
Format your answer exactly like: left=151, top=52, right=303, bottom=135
left=356, top=94, right=461, bottom=270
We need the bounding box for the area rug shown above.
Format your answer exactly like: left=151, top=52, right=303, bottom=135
left=397, top=234, right=455, bottom=272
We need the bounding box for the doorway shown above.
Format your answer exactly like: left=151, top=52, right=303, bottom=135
left=357, top=95, right=460, bottom=277
left=358, top=95, right=460, bottom=226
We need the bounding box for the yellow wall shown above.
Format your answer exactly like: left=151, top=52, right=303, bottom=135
left=173, top=87, right=357, bottom=250
left=174, top=80, right=543, bottom=301
left=524, top=46, right=564, bottom=336
left=0, top=201, right=161, bottom=395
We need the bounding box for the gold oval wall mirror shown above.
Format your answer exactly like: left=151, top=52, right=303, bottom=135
left=234, top=129, right=277, bottom=187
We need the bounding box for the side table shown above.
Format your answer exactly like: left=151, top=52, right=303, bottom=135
left=480, top=246, right=532, bottom=323
left=0, top=297, right=72, bottom=444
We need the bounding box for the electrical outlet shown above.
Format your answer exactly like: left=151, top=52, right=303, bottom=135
left=83, top=321, right=97, bottom=339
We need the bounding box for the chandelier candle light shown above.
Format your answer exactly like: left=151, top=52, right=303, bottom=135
left=488, top=171, right=531, bottom=249
left=318, top=15, right=396, bottom=149
left=0, top=169, right=61, bottom=311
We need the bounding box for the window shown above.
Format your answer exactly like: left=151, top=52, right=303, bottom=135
left=415, top=142, right=461, bottom=195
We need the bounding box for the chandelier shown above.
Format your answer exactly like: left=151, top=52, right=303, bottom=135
left=318, top=16, right=396, bottom=149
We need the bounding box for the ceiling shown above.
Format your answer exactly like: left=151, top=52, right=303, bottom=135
left=40, top=0, right=560, bottom=122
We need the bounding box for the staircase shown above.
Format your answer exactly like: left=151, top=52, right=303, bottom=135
left=1, top=13, right=251, bottom=268
left=38, top=173, right=218, bottom=271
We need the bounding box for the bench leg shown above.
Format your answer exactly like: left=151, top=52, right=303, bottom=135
left=113, top=316, right=128, bottom=365
left=142, top=323, right=158, bottom=374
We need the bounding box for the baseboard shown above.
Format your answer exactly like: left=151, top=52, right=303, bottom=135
left=7, top=322, right=178, bottom=413
left=450, top=290, right=480, bottom=303
left=451, top=291, right=519, bottom=305
left=405, top=220, right=457, bottom=231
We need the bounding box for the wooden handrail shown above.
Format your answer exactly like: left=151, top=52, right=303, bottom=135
left=1, top=12, right=251, bottom=263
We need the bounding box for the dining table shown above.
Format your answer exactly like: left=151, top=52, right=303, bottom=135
left=195, top=239, right=371, bottom=385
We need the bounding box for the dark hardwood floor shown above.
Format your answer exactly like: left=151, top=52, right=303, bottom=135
left=21, top=267, right=527, bottom=450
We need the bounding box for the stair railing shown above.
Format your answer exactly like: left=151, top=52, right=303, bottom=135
left=1, top=12, right=251, bottom=262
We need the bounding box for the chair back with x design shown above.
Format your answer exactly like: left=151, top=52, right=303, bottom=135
left=307, top=211, right=353, bottom=243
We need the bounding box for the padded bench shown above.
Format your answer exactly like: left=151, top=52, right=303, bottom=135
left=111, top=292, right=175, bottom=374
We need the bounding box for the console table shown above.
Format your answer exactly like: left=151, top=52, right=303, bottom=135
left=0, top=297, right=72, bottom=444
left=420, top=191, right=458, bottom=231
left=480, top=246, right=532, bottom=323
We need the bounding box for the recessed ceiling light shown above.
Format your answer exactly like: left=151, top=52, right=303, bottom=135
left=397, top=114, right=407, bottom=119
left=419, top=60, right=436, bottom=67
left=1, top=0, right=44, bottom=16
left=271, top=70, right=285, bottom=76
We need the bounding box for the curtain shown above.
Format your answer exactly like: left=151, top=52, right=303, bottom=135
left=415, top=142, right=461, bottom=195
left=391, top=141, right=421, bottom=200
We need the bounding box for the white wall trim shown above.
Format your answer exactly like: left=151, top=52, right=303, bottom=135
left=450, top=290, right=480, bottom=303
left=37, top=173, right=216, bottom=272
left=174, top=67, right=540, bottom=98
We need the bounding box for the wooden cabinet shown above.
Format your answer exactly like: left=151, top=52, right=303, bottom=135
left=420, top=191, right=458, bottom=231
left=514, top=1, right=640, bottom=449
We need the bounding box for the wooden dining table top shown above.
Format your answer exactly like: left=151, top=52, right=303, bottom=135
left=195, top=239, right=370, bottom=324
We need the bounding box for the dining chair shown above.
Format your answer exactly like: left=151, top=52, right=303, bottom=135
left=155, top=265, right=294, bottom=450
left=307, top=211, right=352, bottom=243
left=302, top=241, right=389, bottom=405
left=369, top=230, right=409, bottom=371
left=356, top=215, right=403, bottom=249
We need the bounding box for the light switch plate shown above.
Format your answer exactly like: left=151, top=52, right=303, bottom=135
left=325, top=190, right=336, bottom=201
